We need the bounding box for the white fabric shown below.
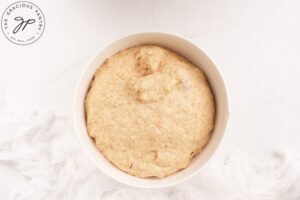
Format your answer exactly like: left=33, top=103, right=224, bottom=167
left=0, top=102, right=300, bottom=200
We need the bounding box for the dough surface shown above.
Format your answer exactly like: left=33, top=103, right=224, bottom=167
left=85, top=45, right=215, bottom=177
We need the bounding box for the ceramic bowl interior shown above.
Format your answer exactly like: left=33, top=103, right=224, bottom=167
left=73, top=32, right=229, bottom=188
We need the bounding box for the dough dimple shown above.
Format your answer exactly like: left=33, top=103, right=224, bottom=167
left=85, top=45, right=215, bottom=178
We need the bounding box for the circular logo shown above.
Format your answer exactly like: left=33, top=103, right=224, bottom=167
left=1, top=1, right=45, bottom=45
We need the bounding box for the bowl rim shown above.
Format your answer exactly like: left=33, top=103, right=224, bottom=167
left=73, top=31, right=230, bottom=188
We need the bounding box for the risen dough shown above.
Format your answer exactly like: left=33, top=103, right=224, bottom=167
left=85, top=45, right=215, bottom=177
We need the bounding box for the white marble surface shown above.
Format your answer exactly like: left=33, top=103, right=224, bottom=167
left=1, top=0, right=300, bottom=198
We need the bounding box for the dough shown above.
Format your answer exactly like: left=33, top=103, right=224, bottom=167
left=85, top=45, right=215, bottom=177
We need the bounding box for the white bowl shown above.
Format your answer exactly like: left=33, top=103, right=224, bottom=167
left=73, top=32, right=229, bottom=188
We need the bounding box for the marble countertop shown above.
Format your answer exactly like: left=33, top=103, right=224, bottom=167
left=1, top=0, right=300, bottom=198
